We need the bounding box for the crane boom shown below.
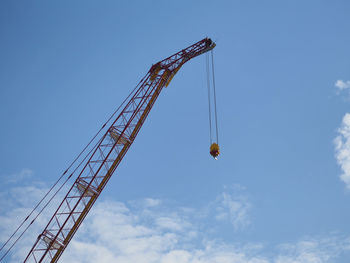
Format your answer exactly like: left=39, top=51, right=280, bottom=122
left=23, top=37, right=216, bottom=263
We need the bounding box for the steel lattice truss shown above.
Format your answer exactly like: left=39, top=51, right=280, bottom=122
left=24, top=37, right=215, bottom=263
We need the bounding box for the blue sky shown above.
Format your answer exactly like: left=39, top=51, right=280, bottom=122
left=1, top=1, right=350, bottom=262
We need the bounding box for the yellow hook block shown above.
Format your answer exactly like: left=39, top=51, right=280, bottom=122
left=210, top=143, right=220, bottom=160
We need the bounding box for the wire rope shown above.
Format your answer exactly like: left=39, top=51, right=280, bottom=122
left=211, top=50, right=219, bottom=144
left=0, top=136, right=103, bottom=262
left=0, top=75, right=144, bottom=261
left=206, top=52, right=213, bottom=145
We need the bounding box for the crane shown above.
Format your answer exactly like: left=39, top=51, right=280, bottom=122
left=20, top=37, right=216, bottom=263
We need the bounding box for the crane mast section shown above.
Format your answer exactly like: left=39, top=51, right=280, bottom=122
left=23, top=38, right=215, bottom=263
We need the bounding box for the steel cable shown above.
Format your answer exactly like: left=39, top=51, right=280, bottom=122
left=206, top=50, right=219, bottom=146
left=211, top=50, right=219, bottom=144
left=206, top=52, right=213, bottom=145
left=0, top=136, right=103, bottom=262
left=0, top=76, right=143, bottom=261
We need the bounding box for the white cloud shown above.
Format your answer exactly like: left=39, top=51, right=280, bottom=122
left=144, top=198, right=162, bottom=207
left=208, top=185, right=251, bottom=231
left=335, top=80, right=350, bottom=91
left=2, top=168, right=33, bottom=184
left=155, top=216, right=189, bottom=232
left=1, top=177, right=350, bottom=263
left=275, top=236, right=350, bottom=263
left=129, top=198, right=162, bottom=209
left=335, top=80, right=350, bottom=99
left=334, top=113, right=350, bottom=189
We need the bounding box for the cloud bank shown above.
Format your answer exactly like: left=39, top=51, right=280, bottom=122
left=1, top=175, right=350, bottom=262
